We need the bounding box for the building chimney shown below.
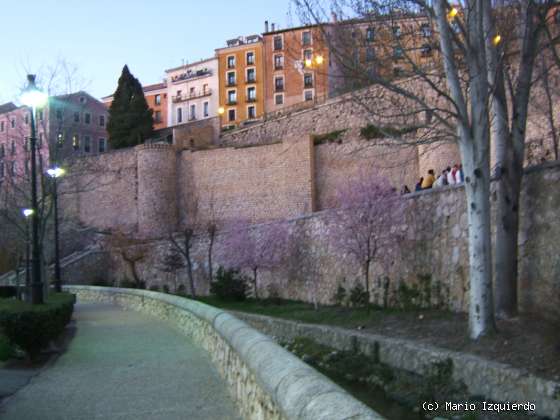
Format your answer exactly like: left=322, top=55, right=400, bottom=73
left=265, top=20, right=269, bottom=32
left=271, top=23, right=276, bottom=32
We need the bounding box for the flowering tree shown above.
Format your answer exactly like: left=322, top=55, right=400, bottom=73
left=223, top=220, right=290, bottom=299
left=331, top=170, right=405, bottom=303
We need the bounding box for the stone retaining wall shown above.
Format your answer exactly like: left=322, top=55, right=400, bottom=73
left=234, top=311, right=560, bottom=420
left=64, top=286, right=382, bottom=420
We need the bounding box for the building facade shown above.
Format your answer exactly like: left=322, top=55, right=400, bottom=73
left=165, top=57, right=219, bottom=127
left=216, top=35, right=265, bottom=128
left=0, top=92, right=109, bottom=184
left=263, top=24, right=330, bottom=115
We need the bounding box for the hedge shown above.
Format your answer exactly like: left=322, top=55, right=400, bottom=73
left=0, top=286, right=17, bottom=298
left=0, top=293, right=75, bottom=360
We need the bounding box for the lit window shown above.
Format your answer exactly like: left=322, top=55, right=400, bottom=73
left=72, top=134, right=80, bottom=151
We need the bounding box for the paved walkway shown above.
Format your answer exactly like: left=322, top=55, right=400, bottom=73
left=0, top=303, right=241, bottom=420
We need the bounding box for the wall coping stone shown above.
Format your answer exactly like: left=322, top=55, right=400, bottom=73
left=64, top=286, right=383, bottom=420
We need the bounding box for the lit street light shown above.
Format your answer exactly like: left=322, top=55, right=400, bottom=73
left=47, top=167, right=65, bottom=293
left=21, top=74, right=48, bottom=305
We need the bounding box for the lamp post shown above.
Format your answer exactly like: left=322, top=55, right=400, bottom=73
left=22, top=208, right=34, bottom=302
left=47, top=166, right=65, bottom=293
left=21, top=74, right=48, bottom=305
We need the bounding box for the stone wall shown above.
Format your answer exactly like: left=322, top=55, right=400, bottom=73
left=103, top=163, right=560, bottom=321
left=64, top=286, right=381, bottom=420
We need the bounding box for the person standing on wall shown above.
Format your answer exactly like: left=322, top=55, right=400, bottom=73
left=421, top=169, right=436, bottom=189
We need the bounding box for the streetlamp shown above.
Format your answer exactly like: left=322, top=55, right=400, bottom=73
left=22, top=208, right=34, bottom=302
left=47, top=166, right=65, bottom=293
left=21, top=74, right=48, bottom=305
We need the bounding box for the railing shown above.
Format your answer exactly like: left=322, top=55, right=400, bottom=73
left=172, top=89, right=212, bottom=103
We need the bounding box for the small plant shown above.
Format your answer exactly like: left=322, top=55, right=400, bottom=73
left=349, top=283, right=369, bottom=308
left=312, top=129, right=347, bottom=145
left=332, top=284, right=347, bottom=307
left=397, top=282, right=421, bottom=310
left=210, top=266, right=248, bottom=302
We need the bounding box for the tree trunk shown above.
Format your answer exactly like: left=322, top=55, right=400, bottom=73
left=460, top=138, right=496, bottom=339
left=184, top=234, right=197, bottom=298
left=253, top=267, right=258, bottom=300
left=207, top=230, right=215, bottom=283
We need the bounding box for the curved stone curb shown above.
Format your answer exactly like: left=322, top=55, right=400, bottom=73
left=233, top=311, right=560, bottom=420
left=63, top=286, right=383, bottom=420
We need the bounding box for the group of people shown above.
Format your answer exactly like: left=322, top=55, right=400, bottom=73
left=401, top=164, right=464, bottom=194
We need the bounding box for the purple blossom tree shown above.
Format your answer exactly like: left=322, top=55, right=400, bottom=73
left=223, top=219, right=290, bottom=299
left=331, top=169, right=406, bottom=304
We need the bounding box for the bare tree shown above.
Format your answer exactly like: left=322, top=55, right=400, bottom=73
left=106, top=230, right=148, bottom=287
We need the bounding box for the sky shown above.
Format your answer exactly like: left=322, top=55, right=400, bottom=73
left=0, top=0, right=295, bottom=104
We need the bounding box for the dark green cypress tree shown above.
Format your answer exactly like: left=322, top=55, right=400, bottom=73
left=107, top=65, right=154, bottom=149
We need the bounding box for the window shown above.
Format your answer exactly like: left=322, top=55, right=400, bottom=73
left=274, top=54, right=284, bottom=70
left=10, top=141, right=15, bottom=155
left=37, top=110, right=43, bottom=121
left=99, top=115, right=105, bottom=127
left=56, top=108, right=63, bottom=120
left=366, top=27, right=375, bottom=42
left=190, top=104, right=196, bottom=120
left=0, top=144, right=4, bottom=158
left=366, top=47, right=375, bottom=62
left=84, top=136, right=91, bottom=153
left=25, top=114, right=29, bottom=125
left=247, top=86, right=256, bottom=101
left=0, top=122, right=3, bottom=132
left=304, top=90, right=314, bottom=101
left=10, top=119, right=15, bottom=129
left=79, top=96, right=86, bottom=104
left=72, top=134, right=80, bottom=151
left=304, top=73, right=313, bottom=88
left=74, top=112, right=80, bottom=123
left=275, top=76, right=284, bottom=92
left=99, top=138, right=106, bottom=153
left=248, top=105, right=256, bottom=119
left=203, top=102, right=209, bottom=117
left=203, top=83, right=209, bottom=94
left=0, top=162, right=3, bottom=178
left=302, top=31, right=312, bottom=46
left=57, top=133, right=64, bottom=148
left=227, top=71, right=236, bottom=86
left=85, top=113, right=91, bottom=124
left=393, top=66, right=403, bottom=77
left=227, top=55, right=236, bottom=69
left=177, top=108, right=183, bottom=123
left=24, top=137, right=29, bottom=151
left=228, top=109, right=236, bottom=122
left=10, top=161, right=16, bottom=177
left=421, top=23, right=432, bottom=37
left=227, top=90, right=237, bottom=105
left=274, top=35, right=283, bottom=50
left=246, top=68, right=256, bottom=83
left=392, top=26, right=401, bottom=38
left=421, top=44, right=433, bottom=57
left=393, top=46, right=404, bottom=59
left=303, top=49, right=313, bottom=61
left=275, top=94, right=284, bottom=105
left=155, top=111, right=162, bottom=123
left=189, top=87, right=195, bottom=96
left=155, top=94, right=161, bottom=105
left=38, top=133, right=43, bottom=149
left=246, top=52, right=255, bottom=65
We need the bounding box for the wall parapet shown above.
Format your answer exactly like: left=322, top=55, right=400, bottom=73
left=64, top=286, right=382, bottom=420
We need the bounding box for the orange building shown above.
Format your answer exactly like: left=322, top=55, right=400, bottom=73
left=216, top=35, right=265, bottom=129
left=263, top=24, right=330, bottom=115
left=102, top=82, right=168, bottom=131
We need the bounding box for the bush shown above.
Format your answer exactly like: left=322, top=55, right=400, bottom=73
left=332, top=284, right=347, bottom=307
left=148, top=285, right=160, bottom=292
left=163, top=285, right=170, bottom=294
left=349, top=283, right=369, bottom=307
left=0, top=286, right=17, bottom=299
left=312, top=129, right=346, bottom=145
left=210, top=267, right=248, bottom=302
left=0, top=293, right=75, bottom=360
left=119, top=279, right=146, bottom=289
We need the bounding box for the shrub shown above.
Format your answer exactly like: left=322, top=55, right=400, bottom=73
left=265, top=283, right=282, bottom=305
left=119, top=279, right=146, bottom=289
left=360, top=123, right=418, bottom=140
left=0, top=286, right=17, bottom=299
left=0, top=293, right=75, bottom=360
left=91, top=278, right=111, bottom=287
left=210, top=267, right=248, bottom=302
left=174, top=284, right=185, bottom=296
left=349, top=283, right=369, bottom=307
left=332, top=284, right=347, bottom=307
left=312, top=129, right=346, bottom=145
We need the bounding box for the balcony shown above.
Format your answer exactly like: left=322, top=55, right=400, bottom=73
left=246, top=77, right=257, bottom=84
left=226, top=100, right=237, bottom=106
left=172, top=88, right=212, bottom=103
left=170, top=69, right=212, bottom=84
left=246, top=97, right=257, bottom=103
left=274, top=65, right=284, bottom=70
left=275, top=86, right=284, bottom=93
left=226, top=80, right=237, bottom=87
left=304, top=82, right=313, bottom=89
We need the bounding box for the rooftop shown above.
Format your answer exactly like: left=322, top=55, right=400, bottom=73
left=0, top=102, right=18, bottom=115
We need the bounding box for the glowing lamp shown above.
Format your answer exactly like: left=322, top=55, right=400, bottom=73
left=493, top=35, right=502, bottom=46
left=304, top=58, right=313, bottom=68
left=448, top=7, right=458, bottom=20
left=218, top=107, right=225, bottom=115
left=20, top=75, right=48, bottom=108
left=47, top=167, right=66, bottom=178
left=22, top=208, right=34, bottom=218
left=315, top=55, right=324, bottom=65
